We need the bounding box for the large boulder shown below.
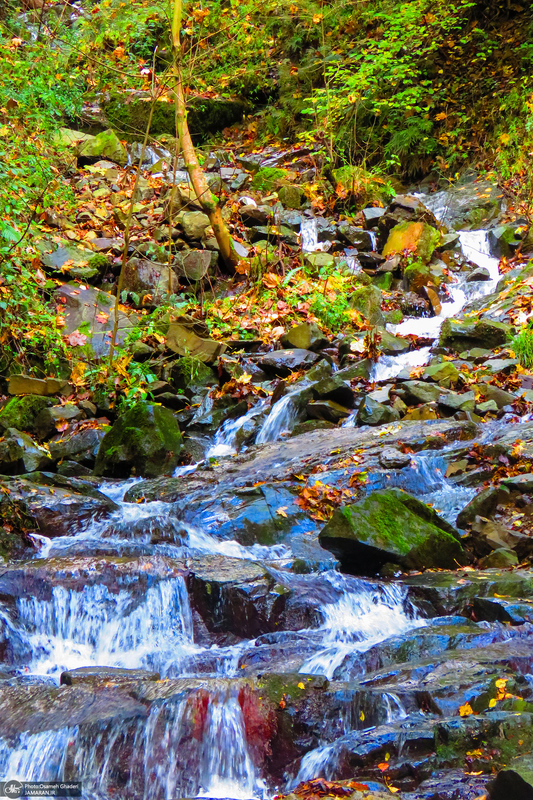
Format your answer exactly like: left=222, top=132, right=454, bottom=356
left=319, top=488, right=463, bottom=574
left=94, top=402, right=183, bottom=478
left=0, top=476, right=118, bottom=536
left=383, top=221, right=441, bottom=263
left=0, top=395, right=54, bottom=434
left=77, top=129, right=128, bottom=166
left=280, top=322, right=329, bottom=352
left=440, top=318, right=512, bottom=351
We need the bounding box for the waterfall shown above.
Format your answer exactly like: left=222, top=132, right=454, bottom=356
left=14, top=578, right=194, bottom=678
left=255, top=393, right=300, bottom=444
left=299, top=573, right=424, bottom=680
left=207, top=400, right=268, bottom=458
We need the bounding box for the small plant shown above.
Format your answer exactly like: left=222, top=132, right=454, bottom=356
left=512, top=322, right=533, bottom=369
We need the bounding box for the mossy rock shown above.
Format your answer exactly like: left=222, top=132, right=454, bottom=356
left=0, top=396, right=55, bottom=435
left=319, top=488, right=463, bottom=574
left=94, top=402, right=183, bottom=479
left=251, top=167, right=290, bottom=193
left=350, top=285, right=384, bottom=326
left=104, top=95, right=248, bottom=142
left=403, top=259, right=433, bottom=290
left=440, top=318, right=513, bottom=351
left=383, top=221, right=441, bottom=264
left=77, top=129, right=128, bottom=166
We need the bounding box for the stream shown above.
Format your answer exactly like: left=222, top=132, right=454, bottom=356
left=0, top=195, right=524, bottom=799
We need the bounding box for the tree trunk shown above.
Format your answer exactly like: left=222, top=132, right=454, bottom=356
left=171, top=0, right=240, bottom=270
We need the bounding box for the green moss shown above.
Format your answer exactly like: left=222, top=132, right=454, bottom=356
left=87, top=253, right=110, bottom=271
left=94, top=401, right=183, bottom=478
left=104, top=96, right=248, bottom=142
left=0, top=395, right=53, bottom=434
left=251, top=167, right=289, bottom=193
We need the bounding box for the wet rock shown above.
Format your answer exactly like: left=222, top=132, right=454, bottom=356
left=350, top=285, right=384, bottom=326
left=477, top=384, right=516, bottom=409
left=48, top=425, right=107, bottom=464
left=438, top=391, right=475, bottom=413
left=488, top=225, right=522, bottom=258
left=362, top=207, right=385, bottom=227
left=456, top=486, right=508, bottom=528
left=337, top=224, right=375, bottom=250
left=312, top=377, right=355, bottom=408
left=476, top=399, right=499, bottom=415
left=397, top=381, right=443, bottom=405
left=94, top=402, right=183, bottom=478
left=467, top=266, right=491, bottom=282
left=400, top=291, right=430, bottom=317
left=187, top=554, right=274, bottom=638
left=383, top=221, right=441, bottom=263
left=0, top=683, right=147, bottom=737
left=440, top=318, right=512, bottom=351
left=0, top=429, right=52, bottom=475
left=77, top=129, right=128, bottom=166
left=403, top=402, right=438, bottom=421
left=479, top=549, right=519, bottom=568
left=166, top=321, right=226, bottom=363
left=357, top=397, right=400, bottom=427
left=256, top=349, right=321, bottom=377
left=60, top=667, right=161, bottom=686
left=280, top=323, right=329, bottom=352
left=307, top=400, right=351, bottom=423
left=377, top=330, right=411, bottom=356
left=379, top=448, right=412, bottom=469
left=0, top=477, right=118, bottom=537
left=0, top=395, right=55, bottom=434
left=423, top=362, right=459, bottom=388
left=319, top=488, right=462, bottom=573
left=55, top=284, right=134, bottom=358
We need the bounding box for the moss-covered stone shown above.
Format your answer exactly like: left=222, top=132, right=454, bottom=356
left=319, top=488, right=463, bottom=574
left=383, top=221, right=441, bottom=263
left=104, top=96, right=247, bottom=142
left=440, top=318, right=513, bottom=351
left=251, top=167, right=290, bottom=193
left=0, top=396, right=54, bottom=434
left=350, top=285, right=384, bottom=326
left=77, top=129, right=128, bottom=166
left=94, top=402, right=183, bottom=479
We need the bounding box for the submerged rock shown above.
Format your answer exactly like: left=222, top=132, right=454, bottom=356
left=94, top=402, right=183, bottom=478
left=319, top=488, right=463, bottom=574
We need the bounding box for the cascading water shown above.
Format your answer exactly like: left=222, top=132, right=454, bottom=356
left=371, top=228, right=501, bottom=382
left=207, top=400, right=268, bottom=458
left=299, top=573, right=424, bottom=681
left=255, top=393, right=301, bottom=444
left=12, top=577, right=194, bottom=678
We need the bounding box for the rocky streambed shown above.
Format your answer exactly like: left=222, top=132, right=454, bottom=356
left=1, top=138, right=533, bottom=798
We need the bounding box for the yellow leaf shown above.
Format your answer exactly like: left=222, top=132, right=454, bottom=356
left=489, top=698, right=497, bottom=708
left=276, top=506, right=288, bottom=518
left=297, top=682, right=305, bottom=690
left=459, top=702, right=474, bottom=717
left=495, top=678, right=508, bottom=689
left=359, top=710, right=365, bottom=721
